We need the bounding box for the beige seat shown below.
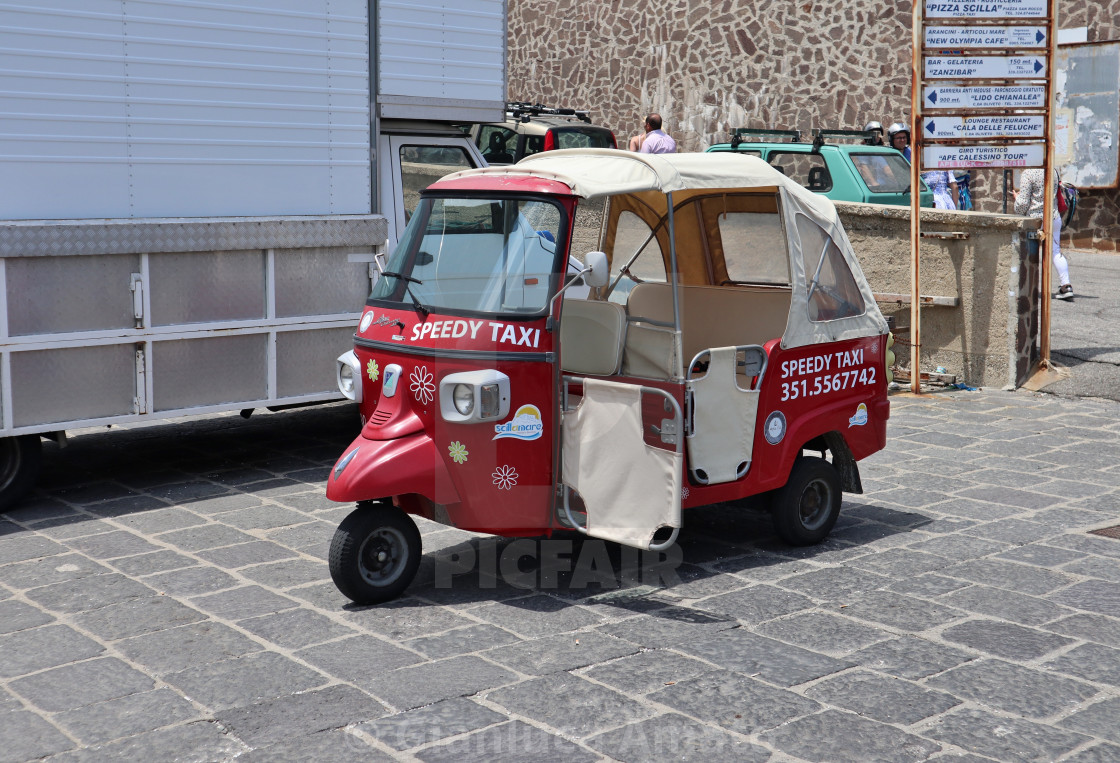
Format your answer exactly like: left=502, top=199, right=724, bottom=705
left=559, top=299, right=627, bottom=375
left=623, top=283, right=791, bottom=379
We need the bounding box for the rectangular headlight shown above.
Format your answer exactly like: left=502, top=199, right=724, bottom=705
left=438, top=370, right=510, bottom=423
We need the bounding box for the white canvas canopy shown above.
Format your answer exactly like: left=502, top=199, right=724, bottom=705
left=437, top=149, right=888, bottom=349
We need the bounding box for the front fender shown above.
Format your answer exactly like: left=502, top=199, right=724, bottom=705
left=326, top=433, right=459, bottom=505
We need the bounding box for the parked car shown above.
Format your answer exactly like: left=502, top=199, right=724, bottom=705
left=470, top=102, right=618, bottom=165
left=707, top=128, right=933, bottom=208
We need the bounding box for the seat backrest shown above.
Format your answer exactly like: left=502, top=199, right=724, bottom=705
left=807, top=166, right=828, bottom=190
left=559, top=299, right=627, bottom=375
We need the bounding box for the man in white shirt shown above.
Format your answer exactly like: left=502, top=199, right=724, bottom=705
left=634, top=113, right=677, bottom=154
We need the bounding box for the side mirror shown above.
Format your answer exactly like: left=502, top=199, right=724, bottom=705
left=583, top=251, right=609, bottom=288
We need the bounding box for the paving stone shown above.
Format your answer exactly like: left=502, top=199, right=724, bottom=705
left=239, top=558, right=330, bottom=589
left=848, top=635, right=975, bottom=680
left=1060, top=698, right=1120, bottom=745
left=235, top=729, right=393, bottom=763
left=888, top=573, right=972, bottom=598
left=0, top=535, right=80, bottom=566
left=47, top=720, right=245, bottom=763
left=358, top=697, right=507, bottom=750
left=25, top=572, right=155, bottom=614
left=156, top=523, right=257, bottom=552
left=215, top=684, right=387, bottom=747
left=471, top=594, right=603, bottom=638
left=109, top=550, right=197, bottom=576
left=1061, top=555, right=1120, bottom=583
left=909, top=534, right=1011, bottom=560
left=111, top=507, right=208, bottom=534
left=11, top=657, right=154, bottom=712
left=484, top=673, right=653, bottom=738
left=262, top=521, right=336, bottom=551
left=838, top=590, right=966, bottom=632
left=0, top=711, right=74, bottom=762
left=180, top=494, right=266, bottom=516
left=586, top=712, right=770, bottom=763
left=696, top=584, right=815, bottom=623
left=343, top=599, right=476, bottom=641
left=402, top=623, right=522, bottom=659
left=1062, top=743, right=1120, bottom=763
left=941, top=619, right=1075, bottom=660
left=66, top=530, right=162, bottom=560
left=1051, top=533, right=1120, bottom=560
left=237, top=608, right=356, bottom=649
left=761, top=708, right=941, bottom=761
left=780, top=567, right=894, bottom=602
left=1053, top=580, right=1120, bottom=618
left=0, top=552, right=108, bottom=589
left=28, top=516, right=116, bottom=540
left=367, top=655, right=516, bottom=711
left=0, top=624, right=104, bottom=678
left=164, top=651, right=328, bottom=711
left=2, top=496, right=78, bottom=522
left=191, top=585, right=299, bottom=620
left=804, top=670, right=960, bottom=724
left=846, top=548, right=952, bottom=577
left=596, top=606, right=737, bottom=648
left=939, top=585, right=1073, bottom=626
left=55, top=687, right=200, bottom=744
left=996, top=543, right=1084, bottom=568
left=1033, top=508, right=1118, bottom=531
left=677, top=628, right=852, bottom=687
left=580, top=648, right=713, bottom=695
left=116, top=621, right=262, bottom=674
left=650, top=670, right=820, bottom=736
left=923, top=498, right=1021, bottom=521
left=296, top=635, right=423, bottom=683
left=1046, top=614, right=1120, bottom=649
left=755, top=612, right=889, bottom=654
left=73, top=595, right=205, bottom=640
left=925, top=708, right=1090, bottom=760
left=213, top=505, right=309, bottom=531
left=143, top=566, right=238, bottom=596
left=80, top=494, right=167, bottom=517
left=414, top=720, right=598, bottom=763
left=928, top=658, right=1099, bottom=718
left=0, top=598, right=53, bottom=634
left=482, top=631, right=637, bottom=675
left=196, top=540, right=298, bottom=569
left=1044, top=643, right=1120, bottom=688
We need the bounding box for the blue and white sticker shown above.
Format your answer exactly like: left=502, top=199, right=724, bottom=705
left=764, top=411, right=786, bottom=445
left=848, top=403, right=868, bottom=428
left=494, top=404, right=544, bottom=441
left=382, top=364, right=402, bottom=398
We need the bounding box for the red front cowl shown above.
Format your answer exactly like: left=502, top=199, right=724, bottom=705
left=326, top=432, right=459, bottom=506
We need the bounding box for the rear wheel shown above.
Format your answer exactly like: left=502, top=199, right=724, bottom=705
left=0, top=435, right=42, bottom=511
left=329, top=502, right=421, bottom=605
left=772, top=456, right=841, bottom=546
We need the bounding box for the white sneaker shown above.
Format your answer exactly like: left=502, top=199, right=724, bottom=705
left=1056, top=284, right=1074, bottom=300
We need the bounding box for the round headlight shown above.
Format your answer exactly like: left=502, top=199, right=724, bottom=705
left=338, top=363, right=355, bottom=397
left=452, top=384, right=475, bottom=416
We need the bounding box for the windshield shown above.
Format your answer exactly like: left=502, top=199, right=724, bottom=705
left=370, top=196, right=566, bottom=316
left=851, top=153, right=917, bottom=193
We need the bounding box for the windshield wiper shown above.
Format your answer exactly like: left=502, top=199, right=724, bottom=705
left=381, top=271, right=430, bottom=317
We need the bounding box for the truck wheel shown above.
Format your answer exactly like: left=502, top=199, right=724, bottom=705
left=329, top=501, right=421, bottom=605
left=0, top=435, right=42, bottom=511
left=772, top=456, right=841, bottom=546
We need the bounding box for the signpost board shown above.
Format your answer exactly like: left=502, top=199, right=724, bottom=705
left=912, top=0, right=1056, bottom=392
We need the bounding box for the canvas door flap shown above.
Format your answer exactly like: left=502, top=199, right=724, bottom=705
left=687, top=346, right=759, bottom=483
left=562, top=378, right=682, bottom=549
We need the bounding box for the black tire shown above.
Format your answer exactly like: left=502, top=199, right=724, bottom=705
left=771, top=456, right=841, bottom=546
left=329, top=502, right=422, bottom=605
left=0, top=435, right=42, bottom=511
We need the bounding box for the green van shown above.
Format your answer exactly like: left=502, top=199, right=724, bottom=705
left=706, top=129, right=933, bottom=208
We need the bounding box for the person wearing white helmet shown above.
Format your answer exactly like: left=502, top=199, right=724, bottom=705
left=887, top=122, right=911, bottom=161
left=863, top=121, right=885, bottom=146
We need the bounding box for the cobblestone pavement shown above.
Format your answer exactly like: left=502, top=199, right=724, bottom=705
left=3, top=390, right=1120, bottom=762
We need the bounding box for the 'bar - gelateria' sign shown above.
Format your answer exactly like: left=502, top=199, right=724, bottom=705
left=924, top=56, right=1047, bottom=78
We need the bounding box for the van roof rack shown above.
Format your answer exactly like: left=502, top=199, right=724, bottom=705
left=507, top=101, right=591, bottom=124
left=729, top=128, right=802, bottom=148
left=811, top=128, right=880, bottom=151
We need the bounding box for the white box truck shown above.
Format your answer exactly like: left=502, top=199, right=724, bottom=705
left=0, top=0, right=506, bottom=506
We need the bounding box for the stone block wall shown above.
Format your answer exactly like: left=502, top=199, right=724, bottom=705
left=509, top=0, right=1120, bottom=252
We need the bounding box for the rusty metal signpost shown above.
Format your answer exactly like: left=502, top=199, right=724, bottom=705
left=911, top=0, right=1059, bottom=393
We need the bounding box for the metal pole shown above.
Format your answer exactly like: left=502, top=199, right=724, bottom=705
left=910, top=0, right=923, bottom=395
left=1039, top=0, right=1060, bottom=368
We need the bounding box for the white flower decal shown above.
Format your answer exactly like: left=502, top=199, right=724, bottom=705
left=492, top=465, right=518, bottom=490
left=410, top=365, right=435, bottom=405
left=448, top=441, right=469, bottom=464
left=681, top=486, right=690, bottom=500
left=366, top=359, right=379, bottom=382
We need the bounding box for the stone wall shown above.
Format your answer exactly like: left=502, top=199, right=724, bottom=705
left=837, top=203, right=1042, bottom=389
left=509, top=0, right=1120, bottom=251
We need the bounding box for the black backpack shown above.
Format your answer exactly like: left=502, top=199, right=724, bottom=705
left=1056, top=173, right=1078, bottom=227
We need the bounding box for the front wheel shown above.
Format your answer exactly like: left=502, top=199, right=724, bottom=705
left=0, top=435, right=42, bottom=511
left=329, top=502, right=422, bottom=605
left=771, top=456, right=841, bottom=546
